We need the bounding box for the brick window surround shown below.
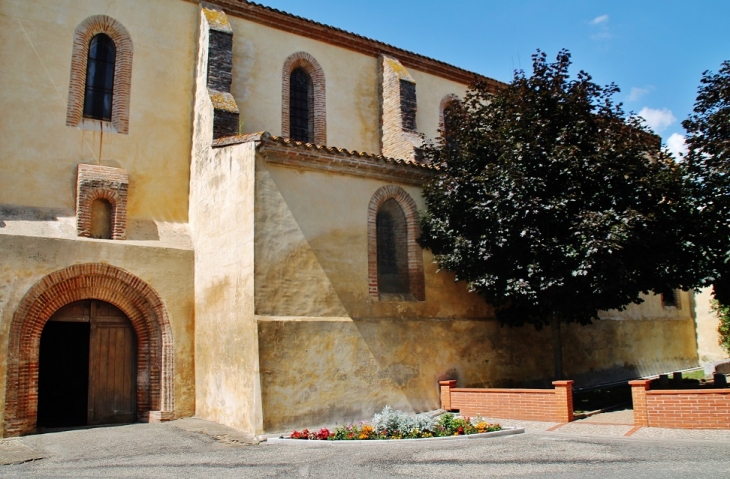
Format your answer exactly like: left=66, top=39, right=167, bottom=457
left=367, top=185, right=425, bottom=301
left=66, top=15, right=133, bottom=134
left=3, top=263, right=174, bottom=437
left=76, top=164, right=128, bottom=240
left=438, top=94, right=459, bottom=135
left=281, top=51, right=326, bottom=145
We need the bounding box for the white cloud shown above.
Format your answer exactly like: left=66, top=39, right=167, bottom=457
left=638, top=107, right=677, bottom=132
left=666, top=133, right=688, bottom=159
left=627, top=86, right=652, bottom=102
left=589, top=15, right=611, bottom=43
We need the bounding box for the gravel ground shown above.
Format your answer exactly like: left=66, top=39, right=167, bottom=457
left=1, top=417, right=729, bottom=478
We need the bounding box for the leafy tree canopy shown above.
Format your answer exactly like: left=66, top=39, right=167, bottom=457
left=682, top=60, right=730, bottom=305
left=419, top=50, right=703, bottom=329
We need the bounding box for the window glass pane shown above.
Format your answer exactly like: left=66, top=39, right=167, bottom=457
left=84, top=34, right=115, bottom=121
left=104, top=63, right=115, bottom=89
left=290, top=68, right=310, bottom=142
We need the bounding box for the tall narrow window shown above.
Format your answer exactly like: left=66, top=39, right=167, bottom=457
left=290, top=67, right=312, bottom=142
left=83, top=34, right=116, bottom=121
left=367, top=185, right=425, bottom=301
left=377, top=199, right=410, bottom=295
left=67, top=15, right=133, bottom=134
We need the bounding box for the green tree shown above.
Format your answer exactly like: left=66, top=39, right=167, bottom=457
left=419, top=50, right=702, bottom=379
left=683, top=60, right=730, bottom=305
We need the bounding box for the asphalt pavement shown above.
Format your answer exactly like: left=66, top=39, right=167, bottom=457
left=1, top=417, right=729, bottom=478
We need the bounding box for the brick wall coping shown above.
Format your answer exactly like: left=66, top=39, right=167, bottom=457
left=212, top=131, right=436, bottom=185
left=203, top=0, right=505, bottom=90
left=646, top=389, right=730, bottom=395
left=450, top=388, right=557, bottom=394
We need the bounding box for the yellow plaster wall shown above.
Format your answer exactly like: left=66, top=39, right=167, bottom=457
left=226, top=16, right=470, bottom=153
left=188, top=8, right=262, bottom=434
left=189, top=141, right=261, bottom=435
left=257, top=315, right=699, bottom=433
left=0, top=0, right=197, bottom=221
left=228, top=17, right=379, bottom=152
left=0, top=233, right=196, bottom=436
left=408, top=70, right=468, bottom=141
left=254, top=160, right=490, bottom=319
left=254, top=159, right=700, bottom=432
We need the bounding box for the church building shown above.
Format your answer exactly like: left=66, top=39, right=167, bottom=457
left=0, top=0, right=706, bottom=436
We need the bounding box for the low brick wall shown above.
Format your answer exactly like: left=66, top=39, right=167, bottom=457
left=439, top=380, right=574, bottom=423
left=630, top=379, right=730, bottom=429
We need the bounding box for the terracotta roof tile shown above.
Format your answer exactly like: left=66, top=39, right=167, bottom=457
left=211, top=131, right=438, bottom=172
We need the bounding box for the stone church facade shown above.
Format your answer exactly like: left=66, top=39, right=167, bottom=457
left=0, top=0, right=706, bottom=436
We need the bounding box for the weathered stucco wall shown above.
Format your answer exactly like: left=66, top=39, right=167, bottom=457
left=189, top=7, right=262, bottom=435
left=254, top=159, right=490, bottom=319
left=254, top=159, right=700, bottom=433
left=0, top=0, right=197, bottom=221
left=190, top=142, right=261, bottom=435
left=257, top=315, right=699, bottom=433
left=0, top=232, right=196, bottom=436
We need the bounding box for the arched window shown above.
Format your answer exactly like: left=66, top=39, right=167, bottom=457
left=66, top=15, right=133, bottom=134
left=377, top=199, right=410, bottom=294
left=281, top=52, right=326, bottom=144
left=367, top=185, right=425, bottom=301
left=442, top=104, right=455, bottom=138
left=289, top=67, right=312, bottom=142
left=83, top=34, right=116, bottom=121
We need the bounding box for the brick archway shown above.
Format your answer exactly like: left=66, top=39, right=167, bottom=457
left=4, top=263, right=173, bottom=436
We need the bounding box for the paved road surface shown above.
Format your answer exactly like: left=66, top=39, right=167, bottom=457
left=2, top=419, right=729, bottom=478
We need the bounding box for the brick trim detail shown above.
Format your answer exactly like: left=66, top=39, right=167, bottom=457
left=3, top=264, right=174, bottom=436
left=379, top=55, right=423, bottom=162
left=66, top=15, right=133, bottom=134
left=367, top=185, right=425, bottom=301
left=438, top=94, right=459, bottom=135
left=76, top=164, right=128, bottom=240
left=281, top=52, right=326, bottom=145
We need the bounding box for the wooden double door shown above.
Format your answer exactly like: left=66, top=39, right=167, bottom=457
left=37, top=300, right=137, bottom=428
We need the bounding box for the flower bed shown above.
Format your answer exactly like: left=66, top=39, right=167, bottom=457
left=287, top=406, right=501, bottom=441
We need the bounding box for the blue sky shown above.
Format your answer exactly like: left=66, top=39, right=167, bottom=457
left=257, top=0, right=729, bottom=156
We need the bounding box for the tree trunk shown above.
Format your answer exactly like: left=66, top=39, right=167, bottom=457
left=550, top=316, right=564, bottom=380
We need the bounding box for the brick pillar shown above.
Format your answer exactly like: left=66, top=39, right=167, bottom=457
left=439, top=380, right=457, bottom=411
left=552, top=380, right=574, bottom=422
left=629, top=380, right=651, bottom=426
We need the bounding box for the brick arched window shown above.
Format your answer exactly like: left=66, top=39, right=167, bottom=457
left=282, top=52, right=326, bottom=145
left=368, top=185, right=425, bottom=301
left=66, top=15, right=133, bottom=134
left=439, top=94, right=459, bottom=138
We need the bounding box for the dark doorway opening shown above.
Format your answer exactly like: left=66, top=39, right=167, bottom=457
left=37, top=322, right=90, bottom=428
left=36, top=299, right=137, bottom=430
